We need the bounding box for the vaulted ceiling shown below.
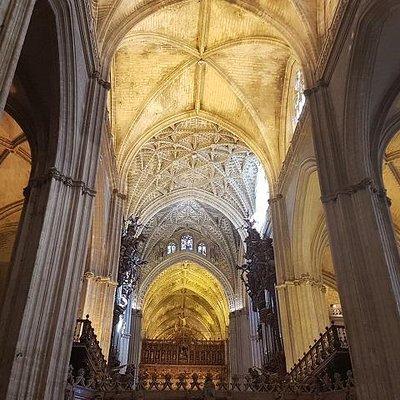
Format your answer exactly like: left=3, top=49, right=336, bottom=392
left=0, top=112, right=30, bottom=265
left=94, top=0, right=342, bottom=323
left=127, top=118, right=259, bottom=219
left=142, top=199, right=240, bottom=276
left=142, top=262, right=229, bottom=340
left=101, top=0, right=337, bottom=183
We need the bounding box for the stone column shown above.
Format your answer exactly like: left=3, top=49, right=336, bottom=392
left=269, top=194, right=329, bottom=370
left=78, top=189, right=125, bottom=357
left=228, top=308, right=252, bottom=376
left=0, top=70, right=109, bottom=399
left=79, top=272, right=118, bottom=357
left=0, top=0, right=36, bottom=111
left=268, top=195, right=293, bottom=283
left=276, top=277, right=329, bottom=369
left=128, top=308, right=143, bottom=378
left=307, top=84, right=400, bottom=399
left=247, top=305, right=263, bottom=368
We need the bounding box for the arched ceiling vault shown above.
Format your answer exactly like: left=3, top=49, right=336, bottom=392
left=136, top=251, right=238, bottom=312
left=127, top=118, right=260, bottom=219
left=105, top=0, right=315, bottom=184
left=142, top=262, right=229, bottom=340
left=97, top=0, right=318, bottom=69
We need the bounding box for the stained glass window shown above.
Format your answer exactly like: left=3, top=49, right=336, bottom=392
left=293, top=69, right=305, bottom=129
left=197, top=243, right=207, bottom=256
left=167, top=242, right=176, bottom=254
left=181, top=235, right=193, bottom=251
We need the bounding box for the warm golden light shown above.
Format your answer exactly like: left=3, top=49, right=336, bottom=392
left=142, top=261, right=229, bottom=340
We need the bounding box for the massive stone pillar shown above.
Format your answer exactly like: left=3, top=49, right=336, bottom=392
left=228, top=308, right=251, bottom=376
left=247, top=305, right=263, bottom=368
left=0, top=57, right=109, bottom=400
left=276, top=277, right=329, bottom=369
left=0, top=0, right=35, bottom=111
left=128, top=308, right=143, bottom=376
left=78, top=189, right=125, bottom=356
left=307, top=84, right=400, bottom=399
left=79, top=273, right=118, bottom=356
left=269, top=194, right=329, bottom=370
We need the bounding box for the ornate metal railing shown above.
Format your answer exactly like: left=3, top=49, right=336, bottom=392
left=289, top=323, right=350, bottom=384
left=67, top=319, right=355, bottom=399
left=141, top=339, right=225, bottom=366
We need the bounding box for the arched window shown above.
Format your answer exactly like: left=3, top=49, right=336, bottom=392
left=181, top=235, right=193, bottom=251
left=167, top=242, right=176, bottom=255
left=197, top=243, right=207, bottom=256
left=292, top=69, right=305, bottom=129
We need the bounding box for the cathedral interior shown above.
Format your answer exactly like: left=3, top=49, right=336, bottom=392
left=0, top=1, right=400, bottom=399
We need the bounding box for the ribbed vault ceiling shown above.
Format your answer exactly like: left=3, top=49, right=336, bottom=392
left=142, top=198, right=240, bottom=274
left=98, top=0, right=342, bottom=335
left=108, top=0, right=303, bottom=180
left=127, top=118, right=260, bottom=219
left=142, top=262, right=229, bottom=340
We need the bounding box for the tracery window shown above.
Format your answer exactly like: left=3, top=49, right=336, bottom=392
left=197, top=243, right=207, bottom=256
left=181, top=235, right=193, bottom=251
left=167, top=242, right=176, bottom=255
left=292, top=69, right=305, bottom=129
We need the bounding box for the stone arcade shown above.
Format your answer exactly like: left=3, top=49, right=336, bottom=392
left=0, top=1, right=399, bottom=399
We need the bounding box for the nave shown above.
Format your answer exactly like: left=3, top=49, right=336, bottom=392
left=0, top=1, right=400, bottom=400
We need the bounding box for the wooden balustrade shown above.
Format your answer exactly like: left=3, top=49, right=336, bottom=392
left=289, top=323, right=351, bottom=385
left=71, top=316, right=108, bottom=376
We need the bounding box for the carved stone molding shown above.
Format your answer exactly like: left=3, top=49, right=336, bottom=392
left=90, top=70, right=111, bottom=90
left=277, top=104, right=309, bottom=190
left=321, top=178, right=387, bottom=204
left=314, top=0, right=352, bottom=79
left=304, top=80, right=329, bottom=97
left=84, top=271, right=118, bottom=286
left=24, top=167, right=96, bottom=198
left=276, top=274, right=326, bottom=293
left=268, top=194, right=283, bottom=205
left=112, top=188, right=127, bottom=200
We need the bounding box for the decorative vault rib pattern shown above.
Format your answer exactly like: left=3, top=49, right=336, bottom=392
left=142, top=199, right=240, bottom=273
left=127, top=118, right=259, bottom=219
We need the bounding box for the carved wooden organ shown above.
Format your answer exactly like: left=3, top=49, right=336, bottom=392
left=238, top=221, right=285, bottom=373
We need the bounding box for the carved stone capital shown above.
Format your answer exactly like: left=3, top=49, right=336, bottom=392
left=321, top=177, right=387, bottom=204
left=83, top=271, right=95, bottom=280
left=25, top=167, right=96, bottom=198
left=112, top=188, right=128, bottom=200
left=84, top=271, right=118, bottom=286
left=276, top=274, right=326, bottom=293
left=90, top=70, right=111, bottom=90
left=268, top=194, right=283, bottom=205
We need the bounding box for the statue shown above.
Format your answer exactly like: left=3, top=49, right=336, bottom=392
left=203, top=373, right=216, bottom=399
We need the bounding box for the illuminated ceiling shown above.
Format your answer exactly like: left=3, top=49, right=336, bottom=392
left=0, top=112, right=30, bottom=264
left=106, top=0, right=309, bottom=183
left=93, top=0, right=342, bottom=323
left=142, top=199, right=240, bottom=268
left=127, top=118, right=259, bottom=219
left=142, top=262, right=229, bottom=340
left=383, top=131, right=400, bottom=241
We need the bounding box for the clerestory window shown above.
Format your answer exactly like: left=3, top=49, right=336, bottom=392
left=197, top=243, right=207, bottom=256
left=181, top=235, right=193, bottom=251
left=167, top=242, right=176, bottom=255
left=293, top=69, right=305, bottom=129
